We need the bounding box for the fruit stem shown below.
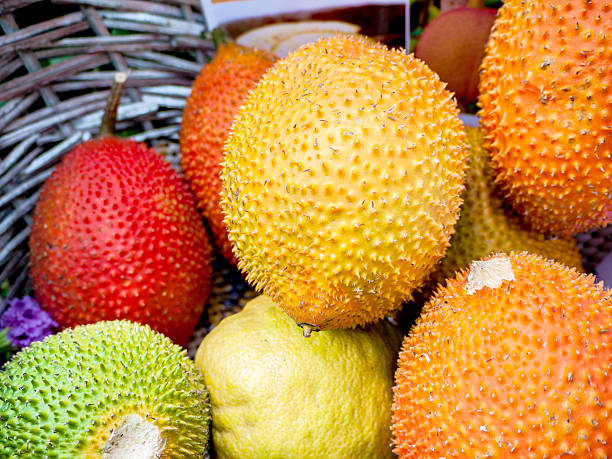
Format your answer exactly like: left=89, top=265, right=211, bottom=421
left=99, top=72, right=129, bottom=137
left=102, top=413, right=166, bottom=458
left=211, top=27, right=231, bottom=50
left=465, top=254, right=515, bottom=295
left=298, top=322, right=321, bottom=338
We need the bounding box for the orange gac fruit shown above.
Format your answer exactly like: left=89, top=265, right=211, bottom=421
left=478, top=0, right=612, bottom=236
left=180, top=43, right=277, bottom=264
left=392, top=251, right=611, bottom=458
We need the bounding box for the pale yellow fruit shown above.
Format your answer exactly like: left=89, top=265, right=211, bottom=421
left=195, top=295, right=402, bottom=459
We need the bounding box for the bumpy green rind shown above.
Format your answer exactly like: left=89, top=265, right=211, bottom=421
left=0, top=321, right=210, bottom=458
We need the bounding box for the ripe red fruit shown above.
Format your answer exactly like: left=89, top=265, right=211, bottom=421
left=29, top=137, right=213, bottom=345
left=415, top=7, right=497, bottom=105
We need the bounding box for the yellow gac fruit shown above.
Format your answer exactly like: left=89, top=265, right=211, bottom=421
left=392, top=252, right=612, bottom=458
left=478, top=0, right=612, bottom=236
left=221, top=34, right=467, bottom=331
left=426, top=126, right=584, bottom=290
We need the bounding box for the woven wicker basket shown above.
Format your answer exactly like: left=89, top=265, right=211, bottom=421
left=0, top=0, right=258, bottom=357
left=1, top=0, right=611, bottom=357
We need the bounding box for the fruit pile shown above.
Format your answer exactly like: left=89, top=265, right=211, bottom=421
left=1, top=0, right=610, bottom=457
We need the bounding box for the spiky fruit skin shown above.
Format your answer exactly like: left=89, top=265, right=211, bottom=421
left=180, top=43, right=276, bottom=264
left=392, top=252, right=612, bottom=458
left=478, top=0, right=612, bottom=236
left=0, top=321, right=210, bottom=457
left=29, top=137, right=213, bottom=345
left=222, top=34, right=467, bottom=330
left=427, top=127, right=584, bottom=289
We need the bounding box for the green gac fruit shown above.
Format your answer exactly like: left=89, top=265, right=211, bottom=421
left=425, top=126, right=584, bottom=293
left=0, top=321, right=210, bottom=458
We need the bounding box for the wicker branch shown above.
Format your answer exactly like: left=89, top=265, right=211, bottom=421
left=0, top=54, right=110, bottom=100
left=0, top=145, right=46, bottom=190
left=0, top=0, right=43, bottom=15
left=0, top=137, right=37, bottom=178
left=0, top=11, right=85, bottom=48
left=55, top=0, right=185, bottom=17
left=0, top=92, right=38, bottom=132
left=0, top=58, right=24, bottom=83
left=3, top=91, right=108, bottom=132
left=99, top=11, right=206, bottom=36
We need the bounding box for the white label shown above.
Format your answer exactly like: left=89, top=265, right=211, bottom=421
left=201, top=0, right=404, bottom=29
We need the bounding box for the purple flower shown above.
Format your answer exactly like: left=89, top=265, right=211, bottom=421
left=0, top=296, right=58, bottom=349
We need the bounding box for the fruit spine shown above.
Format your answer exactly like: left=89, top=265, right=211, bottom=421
left=0, top=321, right=210, bottom=457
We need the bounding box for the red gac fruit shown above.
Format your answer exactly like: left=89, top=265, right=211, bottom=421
left=415, top=7, right=497, bottom=105
left=29, top=137, right=213, bottom=345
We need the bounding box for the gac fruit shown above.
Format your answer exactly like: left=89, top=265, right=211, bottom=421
left=222, top=34, right=467, bottom=331
left=180, top=43, right=276, bottom=264
left=392, top=252, right=611, bottom=457
left=478, top=0, right=612, bottom=236
left=29, top=137, right=213, bottom=345
left=0, top=320, right=210, bottom=457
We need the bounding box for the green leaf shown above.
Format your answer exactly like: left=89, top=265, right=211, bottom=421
left=117, top=129, right=140, bottom=138
left=39, top=55, right=76, bottom=68
left=0, top=280, right=9, bottom=298
left=0, top=328, right=15, bottom=362
left=428, top=5, right=440, bottom=22
left=464, top=101, right=479, bottom=114
left=110, top=28, right=132, bottom=36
